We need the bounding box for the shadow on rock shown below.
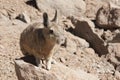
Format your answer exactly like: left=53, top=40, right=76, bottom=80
left=15, top=55, right=37, bottom=66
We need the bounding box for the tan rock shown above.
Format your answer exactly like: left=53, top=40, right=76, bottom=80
left=96, top=2, right=120, bottom=29
left=115, top=71, right=120, bottom=80
left=108, top=43, right=120, bottom=58
left=107, top=43, right=120, bottom=67
left=85, top=0, right=105, bottom=20
left=83, top=48, right=95, bottom=55
left=59, top=57, right=66, bottom=63
left=102, top=30, right=115, bottom=41
left=65, top=31, right=89, bottom=54
left=15, top=60, right=99, bottom=80
left=35, top=0, right=86, bottom=17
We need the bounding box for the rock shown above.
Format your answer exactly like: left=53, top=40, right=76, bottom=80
left=109, top=1, right=120, bottom=8
left=101, top=29, right=120, bottom=43
left=65, top=31, right=89, bottom=54
left=102, top=0, right=119, bottom=5
left=14, top=60, right=99, bottom=80
left=85, top=0, right=120, bottom=20
left=70, top=17, right=108, bottom=56
left=35, top=0, right=86, bottom=17
left=85, top=0, right=105, bottom=20
left=96, top=2, right=120, bottom=29
left=83, top=48, right=95, bottom=55
left=108, top=43, right=120, bottom=59
left=16, top=12, right=30, bottom=23
left=15, top=60, right=59, bottom=80
left=59, top=57, right=66, bottom=63
left=106, top=52, right=120, bottom=67
left=102, top=30, right=114, bottom=41
left=94, top=28, right=104, bottom=37
left=115, top=71, right=120, bottom=80
left=101, top=29, right=120, bottom=42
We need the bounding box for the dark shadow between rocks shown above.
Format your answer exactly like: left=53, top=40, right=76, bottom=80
left=67, top=17, right=109, bottom=56
left=66, top=27, right=75, bottom=35
left=25, top=0, right=38, bottom=10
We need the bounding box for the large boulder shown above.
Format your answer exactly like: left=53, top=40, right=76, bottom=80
left=15, top=60, right=99, bottom=80
left=15, top=60, right=59, bottom=80
left=85, top=0, right=120, bottom=20
left=35, top=0, right=86, bottom=17
left=96, top=2, right=120, bottom=29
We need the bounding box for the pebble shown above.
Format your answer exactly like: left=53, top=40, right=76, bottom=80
left=59, top=57, right=66, bottom=63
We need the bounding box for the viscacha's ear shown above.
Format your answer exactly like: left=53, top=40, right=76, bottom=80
left=43, top=12, right=49, bottom=27
left=51, top=10, right=57, bottom=22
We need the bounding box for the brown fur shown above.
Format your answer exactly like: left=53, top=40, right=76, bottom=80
left=20, top=11, right=65, bottom=70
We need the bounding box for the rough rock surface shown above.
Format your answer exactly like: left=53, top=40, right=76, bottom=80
left=96, top=2, right=120, bottom=29
left=35, top=0, right=86, bottom=17
left=115, top=71, right=120, bottom=80
left=109, top=43, right=120, bottom=59
left=15, top=60, right=99, bottom=80
left=64, top=31, right=89, bottom=54
left=85, top=0, right=105, bottom=20
left=85, top=0, right=120, bottom=20
left=108, top=43, right=120, bottom=67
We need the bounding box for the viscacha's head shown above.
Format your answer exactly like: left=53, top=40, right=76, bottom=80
left=42, top=10, right=65, bottom=45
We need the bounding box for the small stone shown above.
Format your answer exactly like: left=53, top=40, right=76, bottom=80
left=51, top=59, right=57, bottom=64
left=102, top=30, right=114, bottom=41
left=108, top=43, right=120, bottom=59
left=12, top=21, right=19, bottom=25
left=96, top=3, right=120, bottom=29
left=59, top=57, right=66, bottom=63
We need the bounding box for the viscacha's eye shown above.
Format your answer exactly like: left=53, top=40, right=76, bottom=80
left=49, top=30, right=53, bottom=34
